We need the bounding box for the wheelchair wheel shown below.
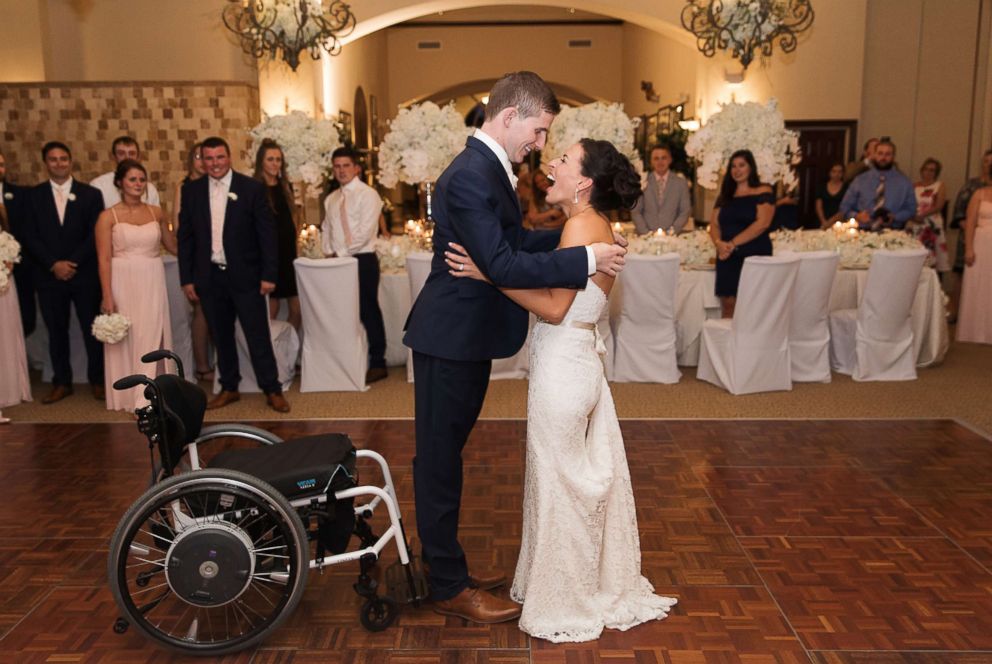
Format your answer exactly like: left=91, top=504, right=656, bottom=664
left=108, top=469, right=309, bottom=656
left=359, top=596, right=398, bottom=632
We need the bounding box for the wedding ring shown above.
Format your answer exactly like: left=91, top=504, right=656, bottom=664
left=459, top=263, right=465, bottom=271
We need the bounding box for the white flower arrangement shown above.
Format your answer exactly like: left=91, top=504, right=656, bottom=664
left=722, top=0, right=783, bottom=47
left=685, top=98, right=800, bottom=190
left=249, top=110, right=342, bottom=197
left=92, top=312, right=130, bottom=344
left=628, top=229, right=716, bottom=267
left=377, top=102, right=473, bottom=188
left=771, top=228, right=925, bottom=269
left=543, top=102, right=644, bottom=176
left=0, top=230, right=22, bottom=294
left=374, top=235, right=421, bottom=273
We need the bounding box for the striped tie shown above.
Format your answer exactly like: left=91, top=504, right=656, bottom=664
left=872, top=174, right=886, bottom=213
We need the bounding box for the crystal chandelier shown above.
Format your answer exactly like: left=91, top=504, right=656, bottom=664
left=222, top=0, right=356, bottom=71
left=681, top=0, right=814, bottom=70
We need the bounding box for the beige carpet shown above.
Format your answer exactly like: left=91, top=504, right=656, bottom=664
left=6, top=339, right=992, bottom=436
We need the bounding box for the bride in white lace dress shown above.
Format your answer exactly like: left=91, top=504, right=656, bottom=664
left=446, top=139, right=677, bottom=642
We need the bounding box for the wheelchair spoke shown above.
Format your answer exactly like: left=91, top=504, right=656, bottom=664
left=230, top=599, right=257, bottom=632
left=126, top=556, right=166, bottom=569
left=130, top=580, right=171, bottom=597
left=246, top=582, right=278, bottom=608
left=138, top=526, right=174, bottom=548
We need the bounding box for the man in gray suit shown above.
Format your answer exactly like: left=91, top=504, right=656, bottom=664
left=632, top=145, right=692, bottom=234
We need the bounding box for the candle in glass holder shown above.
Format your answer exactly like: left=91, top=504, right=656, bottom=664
left=846, top=227, right=858, bottom=237
left=655, top=228, right=665, bottom=237
left=613, top=222, right=623, bottom=234
left=405, top=219, right=416, bottom=232
left=833, top=220, right=843, bottom=232
left=847, top=218, right=858, bottom=228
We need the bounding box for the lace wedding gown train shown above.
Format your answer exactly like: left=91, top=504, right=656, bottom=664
left=511, top=281, right=677, bottom=643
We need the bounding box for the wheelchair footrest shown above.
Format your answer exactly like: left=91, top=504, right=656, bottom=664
left=384, top=556, right=430, bottom=604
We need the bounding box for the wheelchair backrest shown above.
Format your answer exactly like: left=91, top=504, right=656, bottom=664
left=150, top=374, right=207, bottom=473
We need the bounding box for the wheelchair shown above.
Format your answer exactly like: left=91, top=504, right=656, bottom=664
left=107, top=350, right=428, bottom=656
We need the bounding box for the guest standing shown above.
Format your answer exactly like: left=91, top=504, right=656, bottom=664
left=0, top=204, right=31, bottom=410
left=709, top=149, right=775, bottom=318
left=957, top=177, right=992, bottom=344
left=321, top=147, right=388, bottom=384
left=912, top=158, right=950, bottom=273
left=524, top=169, right=565, bottom=230
left=632, top=145, right=691, bottom=234
left=815, top=162, right=847, bottom=228
left=0, top=148, right=35, bottom=336
left=844, top=137, right=878, bottom=183
left=253, top=139, right=301, bottom=333
left=840, top=139, right=917, bottom=231
left=22, top=141, right=105, bottom=404
left=173, top=143, right=214, bottom=381
left=177, top=136, right=289, bottom=413
left=90, top=136, right=161, bottom=209
left=96, top=160, right=175, bottom=411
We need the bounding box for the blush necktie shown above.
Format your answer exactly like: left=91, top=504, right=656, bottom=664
left=339, top=192, right=354, bottom=248
left=55, top=188, right=67, bottom=225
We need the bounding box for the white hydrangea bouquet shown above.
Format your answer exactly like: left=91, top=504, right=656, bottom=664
left=628, top=229, right=716, bottom=267
left=543, top=102, right=644, bottom=175
left=377, top=102, right=472, bottom=188
left=92, top=313, right=130, bottom=344
left=249, top=110, right=341, bottom=197
left=685, top=98, right=800, bottom=189
left=771, top=228, right=925, bottom=268
left=375, top=235, right=421, bottom=273
left=0, top=229, right=22, bottom=294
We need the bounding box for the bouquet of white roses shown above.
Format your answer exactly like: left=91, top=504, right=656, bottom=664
left=249, top=110, right=341, bottom=197
left=0, top=229, right=22, bottom=294
left=686, top=98, right=800, bottom=190
left=92, top=313, right=130, bottom=344
left=377, top=102, right=472, bottom=188
left=543, top=102, right=644, bottom=175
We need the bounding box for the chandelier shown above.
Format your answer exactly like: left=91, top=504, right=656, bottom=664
left=222, top=0, right=356, bottom=71
left=681, top=0, right=814, bottom=70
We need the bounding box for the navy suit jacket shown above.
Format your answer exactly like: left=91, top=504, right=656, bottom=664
left=2, top=182, right=28, bottom=236
left=177, top=171, right=278, bottom=292
left=404, top=136, right=588, bottom=361
left=21, top=179, right=103, bottom=288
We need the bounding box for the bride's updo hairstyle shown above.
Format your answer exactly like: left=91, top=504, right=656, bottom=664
left=578, top=138, right=642, bottom=213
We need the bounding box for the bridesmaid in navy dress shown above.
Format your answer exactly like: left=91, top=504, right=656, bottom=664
left=708, top=149, right=775, bottom=318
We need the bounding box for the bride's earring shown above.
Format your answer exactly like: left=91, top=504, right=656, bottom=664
left=573, top=188, right=579, bottom=204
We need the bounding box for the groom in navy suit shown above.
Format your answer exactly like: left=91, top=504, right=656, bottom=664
left=21, top=141, right=104, bottom=404
left=404, top=72, right=627, bottom=623
left=177, top=136, right=289, bottom=413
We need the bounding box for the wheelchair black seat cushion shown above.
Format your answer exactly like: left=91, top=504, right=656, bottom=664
left=151, top=374, right=207, bottom=471
left=209, top=433, right=357, bottom=502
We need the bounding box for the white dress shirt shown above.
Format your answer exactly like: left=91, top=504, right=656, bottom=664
left=50, top=178, right=73, bottom=225
left=473, top=129, right=597, bottom=276
left=90, top=171, right=160, bottom=209
left=322, top=177, right=381, bottom=257
left=209, top=170, right=233, bottom=265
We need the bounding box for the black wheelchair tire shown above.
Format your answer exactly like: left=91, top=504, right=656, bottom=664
left=359, top=596, right=398, bottom=632
left=108, top=468, right=309, bottom=656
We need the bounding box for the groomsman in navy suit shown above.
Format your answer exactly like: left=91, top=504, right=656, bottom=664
left=403, top=72, right=627, bottom=623
left=21, top=141, right=105, bottom=403
left=0, top=148, right=35, bottom=335
left=177, top=136, right=289, bottom=413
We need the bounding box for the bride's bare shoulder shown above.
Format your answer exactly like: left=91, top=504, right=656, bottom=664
left=560, top=211, right=612, bottom=248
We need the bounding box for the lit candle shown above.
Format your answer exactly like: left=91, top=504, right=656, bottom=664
left=655, top=228, right=665, bottom=237
left=613, top=222, right=623, bottom=234
left=833, top=221, right=843, bottom=231
left=846, top=227, right=858, bottom=237
left=300, top=228, right=307, bottom=239
left=406, top=219, right=416, bottom=231
left=847, top=218, right=857, bottom=227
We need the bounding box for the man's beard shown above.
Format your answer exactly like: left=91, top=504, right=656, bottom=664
left=873, top=160, right=893, bottom=171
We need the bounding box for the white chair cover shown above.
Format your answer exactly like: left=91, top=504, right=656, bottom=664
left=162, top=256, right=196, bottom=378
left=697, top=255, right=800, bottom=395
left=612, top=253, right=681, bottom=383
left=788, top=251, right=839, bottom=383
left=295, top=257, right=367, bottom=392
left=27, top=302, right=90, bottom=383
left=404, top=252, right=433, bottom=383
left=379, top=273, right=411, bottom=367
left=211, top=298, right=299, bottom=394
left=828, top=248, right=928, bottom=381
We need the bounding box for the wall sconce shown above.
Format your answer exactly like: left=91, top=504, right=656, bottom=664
left=724, top=69, right=745, bottom=86
left=640, top=81, right=660, bottom=103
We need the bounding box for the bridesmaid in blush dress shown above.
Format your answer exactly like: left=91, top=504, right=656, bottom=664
left=0, top=204, right=32, bottom=417
left=96, top=160, right=177, bottom=411
left=957, top=184, right=992, bottom=344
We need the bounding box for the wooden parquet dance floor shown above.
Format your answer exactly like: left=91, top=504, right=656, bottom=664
left=2, top=418, right=992, bottom=663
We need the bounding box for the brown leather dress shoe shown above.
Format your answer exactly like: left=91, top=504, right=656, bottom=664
left=432, top=587, right=521, bottom=624
left=266, top=392, right=291, bottom=413
left=41, top=385, right=73, bottom=405
left=92, top=384, right=106, bottom=401
left=206, top=390, right=240, bottom=410
left=469, top=570, right=507, bottom=591
left=365, top=367, right=388, bottom=384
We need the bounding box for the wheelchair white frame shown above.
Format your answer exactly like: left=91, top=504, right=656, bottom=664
left=178, top=425, right=412, bottom=573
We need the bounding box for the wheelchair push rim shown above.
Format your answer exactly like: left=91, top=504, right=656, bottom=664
left=108, top=469, right=309, bottom=655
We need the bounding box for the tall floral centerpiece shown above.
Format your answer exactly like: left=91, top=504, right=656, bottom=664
left=377, top=102, right=471, bottom=248
left=685, top=98, right=799, bottom=189
left=543, top=102, right=644, bottom=176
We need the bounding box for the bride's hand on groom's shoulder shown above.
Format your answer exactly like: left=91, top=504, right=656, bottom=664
left=446, top=242, right=491, bottom=284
